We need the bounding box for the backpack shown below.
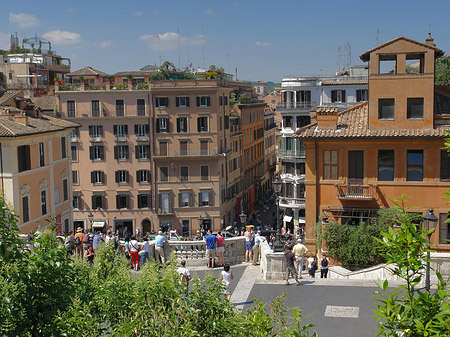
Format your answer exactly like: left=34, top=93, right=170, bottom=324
left=83, top=234, right=89, bottom=244
left=321, top=257, right=328, bottom=268
left=74, top=236, right=81, bottom=246
left=312, top=260, right=317, bottom=271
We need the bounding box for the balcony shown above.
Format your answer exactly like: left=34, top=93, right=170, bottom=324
left=70, top=135, right=78, bottom=142
left=278, top=197, right=306, bottom=209
left=157, top=207, right=174, bottom=215
left=336, top=184, right=375, bottom=200
left=90, top=136, right=102, bottom=143
left=115, top=135, right=127, bottom=142
left=154, top=149, right=219, bottom=158
left=276, top=148, right=305, bottom=160
left=136, top=134, right=149, bottom=142
left=277, top=101, right=316, bottom=110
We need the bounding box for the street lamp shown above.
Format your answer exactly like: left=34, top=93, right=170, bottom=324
left=87, top=211, right=94, bottom=231
left=272, top=176, right=283, bottom=252
left=239, top=211, right=248, bottom=227
left=198, top=215, right=203, bottom=235
left=422, top=208, right=438, bottom=292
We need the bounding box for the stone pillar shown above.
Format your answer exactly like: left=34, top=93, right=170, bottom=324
left=293, top=90, right=297, bottom=109
left=293, top=209, right=299, bottom=238
left=286, top=91, right=291, bottom=109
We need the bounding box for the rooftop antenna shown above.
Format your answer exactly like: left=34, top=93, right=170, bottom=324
left=202, top=25, right=205, bottom=68
left=337, top=46, right=342, bottom=72
left=346, top=42, right=352, bottom=69
left=177, top=28, right=181, bottom=70
left=376, top=28, right=380, bottom=46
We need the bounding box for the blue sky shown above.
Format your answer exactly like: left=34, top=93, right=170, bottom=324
left=1, top=0, right=449, bottom=82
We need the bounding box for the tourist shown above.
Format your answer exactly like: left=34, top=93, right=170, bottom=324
left=177, top=260, right=192, bottom=295
left=216, top=231, right=225, bottom=267
left=244, top=227, right=253, bottom=262
left=74, top=227, right=84, bottom=259
left=92, top=231, right=103, bottom=251
left=204, top=230, right=217, bottom=268
left=155, top=231, right=166, bottom=264
left=252, top=231, right=265, bottom=265
left=307, top=254, right=317, bottom=278
left=84, top=244, right=95, bottom=264
left=320, top=254, right=330, bottom=278
left=64, top=230, right=75, bottom=257
left=284, top=245, right=300, bottom=285
left=219, top=264, right=234, bottom=300
left=129, top=236, right=140, bottom=271
left=139, top=236, right=150, bottom=265
left=293, top=239, right=308, bottom=276
left=124, top=236, right=131, bottom=261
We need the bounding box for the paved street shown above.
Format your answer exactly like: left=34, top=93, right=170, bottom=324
left=190, top=264, right=384, bottom=337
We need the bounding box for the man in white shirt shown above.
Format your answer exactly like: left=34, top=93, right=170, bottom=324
left=177, top=260, right=192, bottom=295
left=293, top=239, right=308, bottom=277
left=252, top=231, right=266, bottom=265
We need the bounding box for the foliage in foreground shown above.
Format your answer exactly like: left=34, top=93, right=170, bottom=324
left=372, top=196, right=450, bottom=336
left=0, top=199, right=316, bottom=337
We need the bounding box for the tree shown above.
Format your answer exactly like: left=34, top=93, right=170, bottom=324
left=373, top=196, right=450, bottom=336
left=435, top=57, right=450, bottom=85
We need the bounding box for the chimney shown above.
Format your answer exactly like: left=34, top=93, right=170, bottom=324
left=426, top=33, right=435, bottom=47
left=315, top=107, right=339, bottom=130
left=13, top=114, right=29, bottom=126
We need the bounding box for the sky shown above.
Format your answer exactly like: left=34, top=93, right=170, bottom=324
left=1, top=0, right=450, bottom=83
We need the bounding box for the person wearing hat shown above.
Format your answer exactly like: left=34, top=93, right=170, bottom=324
left=293, top=238, right=308, bottom=277
left=74, top=227, right=85, bottom=259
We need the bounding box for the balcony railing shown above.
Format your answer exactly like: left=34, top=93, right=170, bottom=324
left=277, top=102, right=316, bottom=110
left=136, top=135, right=149, bottom=142
left=154, top=149, right=219, bottom=157
left=90, top=136, right=102, bottom=143
left=58, top=84, right=81, bottom=91
left=278, top=197, right=306, bottom=209
left=115, top=135, right=127, bottom=142
left=336, top=184, right=375, bottom=200
left=276, top=148, right=305, bottom=159
left=157, top=207, right=174, bottom=215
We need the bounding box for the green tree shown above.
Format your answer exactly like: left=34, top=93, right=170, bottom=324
left=373, top=196, right=450, bottom=336
left=435, top=57, right=450, bottom=85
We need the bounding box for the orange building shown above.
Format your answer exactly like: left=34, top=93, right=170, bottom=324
left=296, top=35, right=450, bottom=253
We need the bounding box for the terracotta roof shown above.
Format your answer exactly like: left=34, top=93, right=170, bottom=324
left=0, top=113, right=78, bottom=137
left=112, top=71, right=155, bottom=77
left=0, top=91, right=23, bottom=105
left=295, top=102, right=450, bottom=139
left=68, top=67, right=109, bottom=77
left=360, top=36, right=444, bottom=62
left=321, top=79, right=368, bottom=85
left=31, top=96, right=57, bottom=111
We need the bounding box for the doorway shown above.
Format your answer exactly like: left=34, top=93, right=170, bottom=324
left=141, top=218, right=153, bottom=235
left=116, top=220, right=133, bottom=238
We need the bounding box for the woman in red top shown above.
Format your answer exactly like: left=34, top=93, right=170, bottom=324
left=216, top=231, right=225, bottom=267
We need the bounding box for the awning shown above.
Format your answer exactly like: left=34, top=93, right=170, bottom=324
left=283, top=215, right=293, bottom=222
left=298, top=217, right=305, bottom=224
left=92, top=221, right=106, bottom=228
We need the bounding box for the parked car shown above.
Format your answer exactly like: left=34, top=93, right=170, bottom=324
left=212, top=231, right=234, bottom=238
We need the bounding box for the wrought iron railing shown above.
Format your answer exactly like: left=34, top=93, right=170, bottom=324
left=336, top=184, right=375, bottom=200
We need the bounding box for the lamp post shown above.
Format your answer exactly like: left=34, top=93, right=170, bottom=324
left=198, top=215, right=203, bottom=236
left=87, top=211, right=94, bottom=231
left=422, top=208, right=438, bottom=292
left=239, top=211, right=248, bottom=229
left=272, top=176, right=283, bottom=252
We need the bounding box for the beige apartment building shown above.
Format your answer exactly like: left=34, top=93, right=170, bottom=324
left=57, top=70, right=255, bottom=236
left=0, top=91, right=77, bottom=234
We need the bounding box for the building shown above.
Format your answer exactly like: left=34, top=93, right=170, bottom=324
left=253, top=81, right=268, bottom=96
left=0, top=91, right=77, bottom=233
left=296, top=35, right=450, bottom=253
left=0, top=35, right=71, bottom=96
left=57, top=70, right=256, bottom=236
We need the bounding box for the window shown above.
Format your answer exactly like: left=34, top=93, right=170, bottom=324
left=63, top=179, right=68, bottom=201
left=179, top=141, right=188, bottom=155
left=439, top=213, right=450, bottom=244
left=136, top=169, right=150, bottom=183
left=177, top=117, right=188, bottom=132
left=196, top=96, right=210, bottom=107
left=138, top=194, right=151, bottom=208
left=219, top=96, right=223, bottom=106
left=158, top=193, right=172, bottom=213
left=135, top=124, right=149, bottom=140
left=176, top=96, right=190, bottom=107
left=160, top=167, right=169, bottom=182
left=155, top=96, right=169, bottom=107
left=91, top=100, right=100, bottom=117
left=201, top=165, right=209, bottom=181
left=116, top=194, right=129, bottom=209
left=156, top=117, right=169, bottom=133
left=135, top=145, right=150, bottom=159
left=441, top=150, right=450, bottom=181
left=159, top=141, right=168, bottom=156
left=113, top=125, right=128, bottom=141
left=137, top=99, right=146, bottom=116
left=115, top=170, right=129, bottom=184
left=407, top=98, right=424, bottom=119
left=92, top=195, right=103, bottom=210
left=197, top=117, right=208, bottom=132
left=356, top=89, right=368, bottom=102
left=70, top=129, right=78, bottom=142
left=114, top=145, right=129, bottom=160
left=39, top=142, right=45, bottom=167
left=18, top=145, right=31, bottom=172
left=331, top=90, right=346, bottom=103
left=178, top=191, right=191, bottom=207
left=200, top=140, right=208, bottom=155
left=88, top=125, right=103, bottom=141
left=378, top=98, right=395, bottom=120
left=378, top=150, right=394, bottom=181
left=348, top=150, right=364, bottom=184
left=22, top=196, right=29, bottom=222
left=90, top=170, right=104, bottom=184
left=379, top=55, right=397, bottom=75
left=71, top=145, right=78, bottom=161
left=89, top=146, right=104, bottom=161
left=54, top=187, right=60, bottom=204
left=407, top=150, right=423, bottom=181
left=323, top=150, right=338, bottom=180
left=72, top=170, right=79, bottom=185
left=73, top=195, right=80, bottom=210
left=60, top=137, right=67, bottom=159
left=116, top=99, right=125, bottom=116
left=180, top=166, right=189, bottom=181
left=41, top=190, right=47, bottom=215
left=199, top=191, right=213, bottom=206
left=67, top=100, right=75, bottom=117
